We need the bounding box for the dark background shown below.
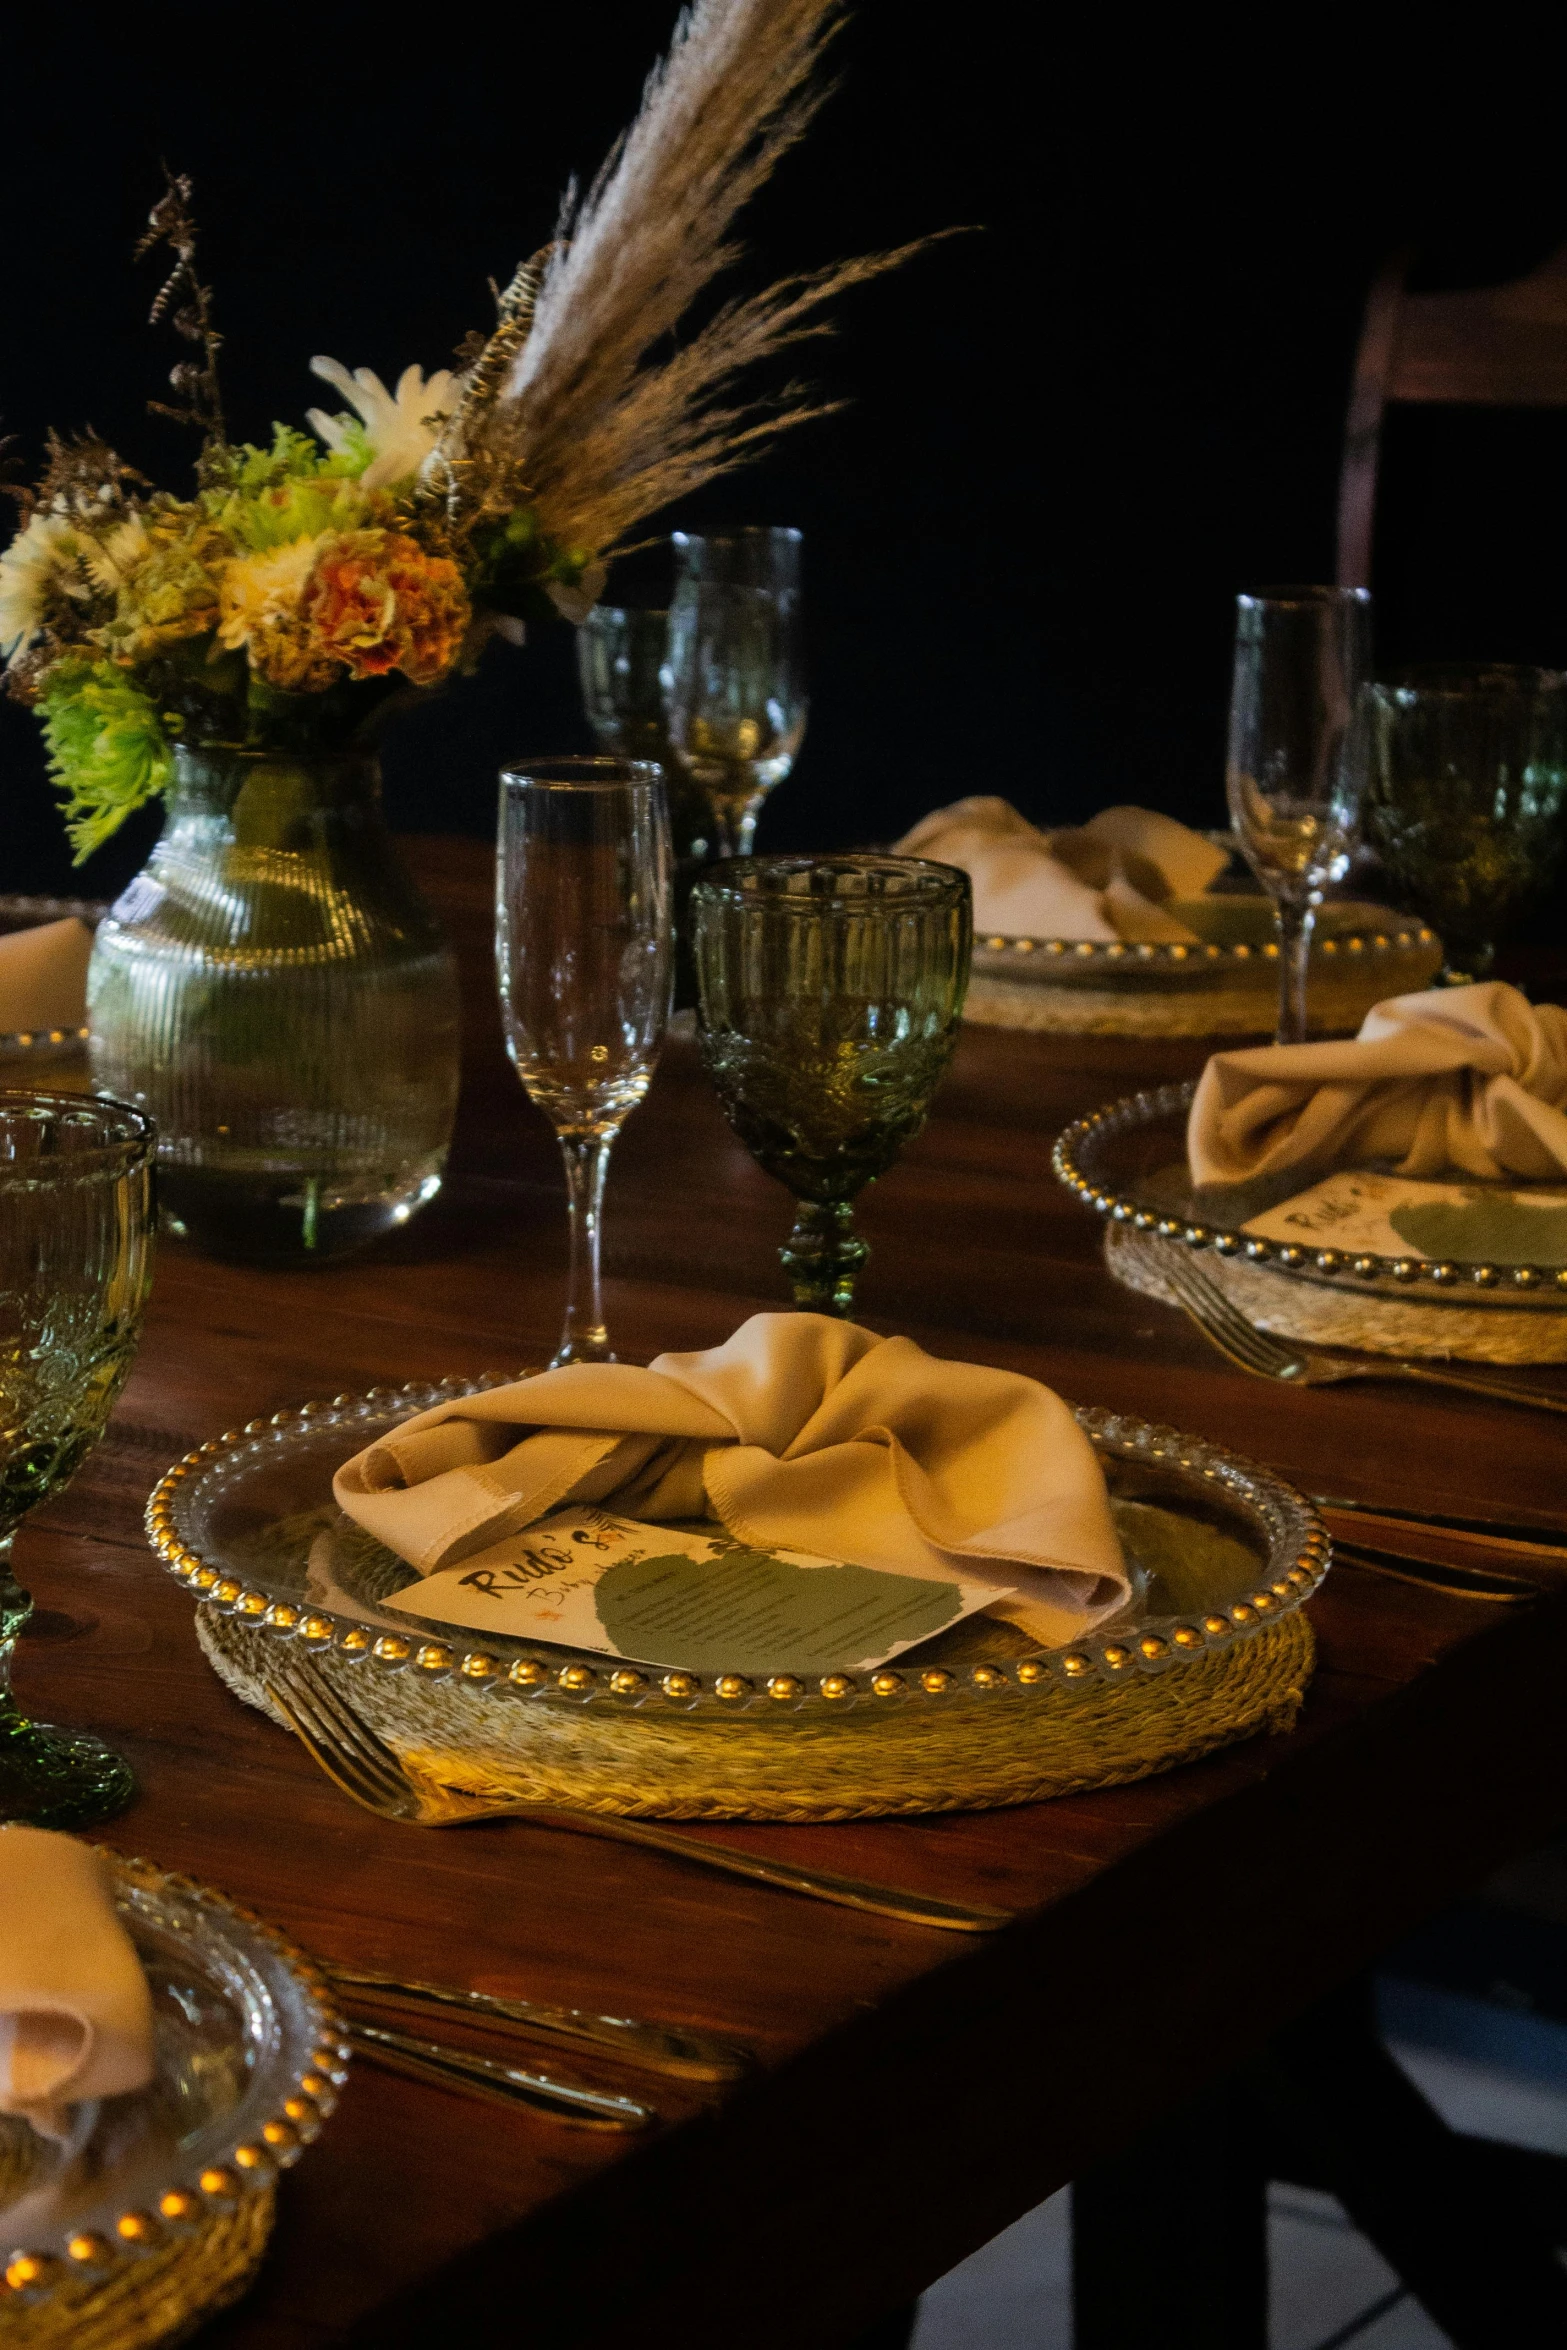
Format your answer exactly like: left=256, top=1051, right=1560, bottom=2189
left=4, top=17, right=1567, bottom=901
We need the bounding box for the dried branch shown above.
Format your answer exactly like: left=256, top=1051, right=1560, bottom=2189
left=137, top=167, right=225, bottom=464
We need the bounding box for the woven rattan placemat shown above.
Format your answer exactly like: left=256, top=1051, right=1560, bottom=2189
left=199, top=1603, right=1313, bottom=1821
left=0, top=2191, right=273, bottom=2350
left=1107, top=1221, right=1567, bottom=1365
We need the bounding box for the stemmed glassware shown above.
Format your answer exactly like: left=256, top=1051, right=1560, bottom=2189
left=690, top=856, right=971, bottom=1316
left=1226, top=586, right=1372, bottom=1042
left=496, top=759, right=672, bottom=1366
left=662, top=528, right=807, bottom=860
left=1, top=1091, right=154, bottom=1826
left=577, top=602, right=715, bottom=862
left=1360, top=665, right=1567, bottom=982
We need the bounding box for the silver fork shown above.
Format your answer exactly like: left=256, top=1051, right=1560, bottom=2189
left=264, top=1651, right=1012, bottom=1936
left=1141, top=1236, right=1567, bottom=1415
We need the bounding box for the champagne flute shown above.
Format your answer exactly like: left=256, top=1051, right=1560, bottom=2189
left=496, top=759, right=672, bottom=1366
left=1226, top=585, right=1372, bottom=1041
left=1, top=1090, right=154, bottom=1826
left=662, top=528, right=807, bottom=860
left=1361, top=665, right=1567, bottom=981
left=690, top=856, right=971, bottom=1315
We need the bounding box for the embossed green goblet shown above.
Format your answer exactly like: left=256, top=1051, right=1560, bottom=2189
left=1361, top=666, right=1567, bottom=980
left=1, top=1092, right=154, bottom=1826
left=690, top=856, right=972, bottom=1314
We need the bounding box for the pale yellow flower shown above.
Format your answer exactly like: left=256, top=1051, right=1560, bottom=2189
left=305, top=359, right=457, bottom=491
left=218, top=539, right=338, bottom=690
left=0, top=512, right=92, bottom=656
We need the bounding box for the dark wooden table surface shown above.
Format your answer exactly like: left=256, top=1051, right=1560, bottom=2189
left=15, top=838, right=1567, bottom=2348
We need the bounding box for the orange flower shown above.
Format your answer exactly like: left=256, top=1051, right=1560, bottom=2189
left=304, top=530, right=468, bottom=688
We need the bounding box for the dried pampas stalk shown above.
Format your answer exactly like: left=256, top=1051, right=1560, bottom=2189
left=500, top=0, right=947, bottom=560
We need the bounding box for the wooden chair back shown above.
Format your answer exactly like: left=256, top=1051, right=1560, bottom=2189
left=1337, top=242, right=1567, bottom=589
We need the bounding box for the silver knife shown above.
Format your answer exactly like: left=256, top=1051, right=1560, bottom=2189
left=348, top=2020, right=655, bottom=2129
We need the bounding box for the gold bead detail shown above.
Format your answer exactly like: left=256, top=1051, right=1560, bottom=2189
left=509, top=1658, right=545, bottom=1687
left=920, top=1667, right=955, bottom=1692
left=415, top=1644, right=454, bottom=1674
left=767, top=1674, right=803, bottom=1701
left=1060, top=1652, right=1092, bottom=1677
left=66, top=2233, right=113, bottom=2265
left=261, top=2118, right=299, bottom=2150
left=1015, top=1659, right=1046, bottom=1683
left=1102, top=1644, right=1131, bottom=1667
left=662, top=1671, right=699, bottom=1699
left=159, top=2188, right=200, bottom=2221
left=971, top=1664, right=1006, bottom=1688
left=1139, top=1634, right=1167, bottom=1659
left=372, top=1634, right=411, bottom=1664
left=608, top=1667, right=646, bottom=1695
left=872, top=1670, right=906, bottom=1694
left=340, top=1626, right=370, bottom=1653
left=235, top=1589, right=267, bottom=1617
left=459, top=1651, right=498, bottom=1681
left=714, top=1674, right=750, bottom=1700
left=116, top=2210, right=159, bottom=2243
left=820, top=1673, right=855, bottom=1699
left=233, top=2143, right=270, bottom=2172
left=557, top=1663, right=594, bottom=1692
left=1172, top=1625, right=1202, bottom=1648
left=1204, top=1614, right=1231, bottom=1635
left=6, top=2252, right=61, bottom=2290
left=212, top=1579, right=242, bottom=1605
left=266, top=1603, right=300, bottom=1632
left=1231, top=1603, right=1256, bottom=1624
left=199, top=2166, right=238, bottom=2199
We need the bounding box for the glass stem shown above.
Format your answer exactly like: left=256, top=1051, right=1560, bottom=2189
left=1274, top=896, right=1317, bottom=1045
left=779, top=1199, right=870, bottom=1317
left=708, top=789, right=765, bottom=860
left=555, top=1134, right=616, bottom=1366
left=0, top=1536, right=28, bottom=1716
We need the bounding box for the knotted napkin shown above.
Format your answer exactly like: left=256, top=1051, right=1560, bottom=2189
left=0, top=1827, right=154, bottom=2139
left=333, top=1313, right=1130, bottom=1647
left=1188, top=982, right=1567, bottom=1190
left=0, top=917, right=91, bottom=1034
left=894, top=798, right=1229, bottom=944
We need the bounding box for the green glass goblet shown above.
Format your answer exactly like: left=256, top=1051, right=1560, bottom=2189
left=1361, top=665, right=1567, bottom=981
left=1, top=1091, right=155, bottom=1827
left=690, top=856, right=972, bottom=1315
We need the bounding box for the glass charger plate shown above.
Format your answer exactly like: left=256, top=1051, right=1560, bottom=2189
left=972, top=897, right=1438, bottom=993
left=1055, top=1080, right=1567, bottom=1310
left=0, top=1851, right=343, bottom=2304
left=147, top=1383, right=1326, bottom=1717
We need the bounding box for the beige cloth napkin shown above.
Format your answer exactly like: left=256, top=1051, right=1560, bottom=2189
left=0, top=1827, right=155, bottom=2139
left=333, top=1312, right=1130, bottom=1647
left=894, top=798, right=1229, bottom=943
left=1188, top=982, right=1567, bottom=1190
left=0, top=917, right=92, bottom=1033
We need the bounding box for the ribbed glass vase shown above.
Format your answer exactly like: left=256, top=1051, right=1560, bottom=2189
left=88, top=744, right=460, bottom=1265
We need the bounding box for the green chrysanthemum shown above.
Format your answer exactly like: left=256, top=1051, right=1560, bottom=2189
left=37, top=658, right=176, bottom=860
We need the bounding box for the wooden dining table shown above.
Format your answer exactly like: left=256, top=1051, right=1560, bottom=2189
left=15, top=837, right=1567, bottom=2347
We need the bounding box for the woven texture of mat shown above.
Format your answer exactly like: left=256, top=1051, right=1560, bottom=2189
left=199, top=1605, right=1313, bottom=1821
left=1107, top=1221, right=1567, bottom=1364
left=0, top=2189, right=273, bottom=2349
left=965, top=966, right=1427, bottom=1037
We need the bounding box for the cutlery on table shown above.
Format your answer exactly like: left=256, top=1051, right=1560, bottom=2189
left=1140, top=1236, right=1567, bottom=1415
left=1333, top=1542, right=1542, bottom=1605
left=265, top=1654, right=1014, bottom=1937
left=348, top=2019, right=655, bottom=2129
left=1312, top=1497, right=1567, bottom=1563
left=326, top=1963, right=751, bottom=2083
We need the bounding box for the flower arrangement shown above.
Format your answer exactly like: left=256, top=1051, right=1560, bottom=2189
left=0, top=0, right=932, bottom=857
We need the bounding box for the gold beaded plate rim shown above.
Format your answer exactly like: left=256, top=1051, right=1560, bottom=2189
left=972, top=906, right=1437, bottom=988
left=1, top=1852, right=347, bottom=2312
left=1054, top=1080, right=1567, bottom=1306
left=144, top=1382, right=1329, bottom=1717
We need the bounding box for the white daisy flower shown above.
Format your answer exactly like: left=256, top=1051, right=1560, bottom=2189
left=306, top=359, right=457, bottom=491
left=0, top=511, right=93, bottom=657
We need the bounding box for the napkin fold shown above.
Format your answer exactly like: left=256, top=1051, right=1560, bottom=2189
left=0, top=1827, right=155, bottom=2139
left=333, top=1312, right=1130, bottom=1647
left=1188, top=982, right=1567, bottom=1190
left=0, top=917, right=92, bottom=1034
left=894, top=798, right=1230, bottom=943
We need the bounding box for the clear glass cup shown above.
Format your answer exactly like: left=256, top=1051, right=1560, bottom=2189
left=1, top=1091, right=154, bottom=1826
left=578, top=601, right=716, bottom=870
left=1226, top=585, right=1373, bottom=1041
left=496, top=759, right=673, bottom=1366
left=662, top=528, right=808, bottom=860
left=1360, top=665, right=1567, bottom=981
left=690, top=856, right=972, bottom=1316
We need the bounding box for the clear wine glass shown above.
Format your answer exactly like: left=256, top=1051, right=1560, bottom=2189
left=662, top=528, right=807, bottom=860
left=1226, top=585, right=1372, bottom=1041
left=1, top=1091, right=154, bottom=1826
left=690, top=856, right=972, bottom=1315
left=496, top=759, right=672, bottom=1366
left=577, top=602, right=713, bottom=861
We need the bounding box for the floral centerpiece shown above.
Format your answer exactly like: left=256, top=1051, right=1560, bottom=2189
left=0, top=0, right=930, bottom=1265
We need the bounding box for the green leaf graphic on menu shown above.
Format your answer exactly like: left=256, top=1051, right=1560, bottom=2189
left=594, top=1545, right=963, bottom=1673
left=1389, top=1195, right=1567, bottom=1267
